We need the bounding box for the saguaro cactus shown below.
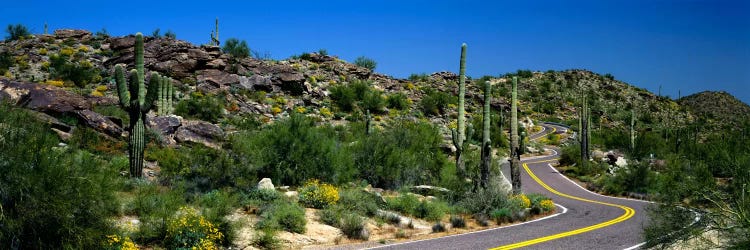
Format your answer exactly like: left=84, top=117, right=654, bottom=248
left=365, top=109, right=372, bottom=135
left=451, top=43, right=468, bottom=180
left=510, top=76, right=521, bottom=194
left=44, top=22, right=48, bottom=35
left=210, top=17, right=220, bottom=46
left=480, top=81, right=492, bottom=189
left=114, top=32, right=167, bottom=178
left=157, top=77, right=173, bottom=115
left=579, top=93, right=590, bottom=166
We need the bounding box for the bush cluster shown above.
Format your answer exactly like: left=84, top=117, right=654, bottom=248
left=165, top=206, right=224, bottom=249
left=353, top=56, right=376, bottom=71
left=174, top=91, right=226, bottom=123
left=420, top=89, right=456, bottom=116
left=256, top=201, right=307, bottom=234
left=329, top=79, right=385, bottom=113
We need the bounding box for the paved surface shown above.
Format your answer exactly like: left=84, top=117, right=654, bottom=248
left=332, top=124, right=651, bottom=250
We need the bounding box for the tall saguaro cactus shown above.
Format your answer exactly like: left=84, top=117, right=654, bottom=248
left=451, top=43, right=468, bottom=180
left=510, top=76, right=521, bottom=194
left=480, top=81, right=492, bottom=189
left=157, top=77, right=174, bottom=115
left=210, top=17, right=220, bottom=46
left=114, top=33, right=167, bottom=178
left=579, top=93, right=590, bottom=166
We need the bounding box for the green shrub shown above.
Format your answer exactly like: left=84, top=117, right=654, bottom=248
left=222, top=38, right=250, bottom=59
left=354, top=56, right=376, bottom=71
left=198, top=190, right=239, bottom=245
left=415, top=200, right=449, bottom=222
left=252, top=228, right=282, bottom=249
left=165, top=206, right=224, bottom=249
left=450, top=215, right=466, bottom=228
left=340, top=213, right=368, bottom=239
left=48, top=53, right=101, bottom=88
left=456, top=186, right=510, bottom=216
left=408, top=73, right=429, bottom=82
left=387, top=92, right=410, bottom=110
left=362, top=89, right=386, bottom=113
left=174, top=92, right=225, bottom=123
left=155, top=145, right=249, bottom=195
left=337, top=187, right=381, bottom=216
left=431, top=222, right=446, bottom=233
left=0, top=104, right=121, bottom=248
left=257, top=201, right=307, bottom=234
left=329, top=79, right=383, bottom=113
left=246, top=188, right=282, bottom=203
left=420, top=89, right=455, bottom=116
left=490, top=208, right=512, bottom=223
left=5, top=23, right=30, bottom=41
left=129, top=182, right=186, bottom=243
left=353, top=120, right=449, bottom=189
left=386, top=193, right=421, bottom=216
left=231, top=114, right=354, bottom=186
left=0, top=51, right=13, bottom=75
left=317, top=208, right=343, bottom=226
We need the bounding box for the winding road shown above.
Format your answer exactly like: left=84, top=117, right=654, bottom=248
left=362, top=123, right=652, bottom=250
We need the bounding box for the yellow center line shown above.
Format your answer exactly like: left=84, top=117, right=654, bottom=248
left=490, top=153, right=636, bottom=249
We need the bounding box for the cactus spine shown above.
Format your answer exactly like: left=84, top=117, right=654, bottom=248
left=114, top=33, right=166, bottom=178
left=510, top=76, right=521, bottom=194
left=480, top=81, right=492, bottom=189
left=210, top=17, right=220, bottom=46
left=451, top=43, right=467, bottom=180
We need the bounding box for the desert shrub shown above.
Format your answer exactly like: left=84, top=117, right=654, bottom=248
left=0, top=104, right=121, bottom=248
left=164, top=206, right=224, bottom=249
left=48, top=53, right=101, bottom=88
left=336, top=187, right=381, bottom=216
left=5, top=23, right=30, bottom=41
left=329, top=83, right=357, bottom=112
left=469, top=110, right=509, bottom=148
left=154, top=145, right=250, bottom=195
left=456, top=186, right=510, bottom=216
left=245, top=188, right=282, bottom=203
left=231, top=114, right=354, bottom=186
left=197, top=190, right=239, bottom=245
left=317, top=208, right=343, bottom=226
left=174, top=91, right=225, bottom=123
left=252, top=228, right=281, bottom=250
left=387, top=92, right=410, bottom=110
left=102, top=234, right=138, bottom=250
left=69, top=126, right=126, bottom=154
left=432, top=222, right=446, bottom=233
left=128, top=182, right=186, bottom=243
left=353, top=120, right=449, bottom=189
left=353, top=56, right=376, bottom=71
left=362, top=90, right=386, bottom=113
left=329, top=79, right=383, bottom=113
left=222, top=38, right=250, bottom=59
left=408, top=73, right=429, bottom=82
left=340, top=213, right=368, bottom=240
left=450, top=215, right=466, bottom=228
left=0, top=51, right=12, bottom=75
left=513, top=194, right=531, bottom=209
left=526, top=193, right=554, bottom=215
left=490, top=208, right=512, bottom=224
left=257, top=201, right=307, bottom=234
left=386, top=193, right=421, bottom=216
left=420, top=89, right=455, bottom=116
left=299, top=179, right=340, bottom=208
left=164, top=29, right=176, bottom=39
left=415, top=200, right=450, bottom=222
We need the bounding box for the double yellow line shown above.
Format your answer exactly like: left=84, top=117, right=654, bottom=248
left=490, top=159, right=636, bottom=250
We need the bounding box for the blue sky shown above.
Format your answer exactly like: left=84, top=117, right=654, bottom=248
left=4, top=0, right=749, bottom=103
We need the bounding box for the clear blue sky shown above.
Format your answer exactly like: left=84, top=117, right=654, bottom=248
left=4, top=0, right=749, bottom=103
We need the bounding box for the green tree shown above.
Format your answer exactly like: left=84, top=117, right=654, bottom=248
left=5, top=24, right=30, bottom=41
left=222, top=38, right=250, bottom=59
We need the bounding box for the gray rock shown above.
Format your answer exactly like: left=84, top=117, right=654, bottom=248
left=75, top=110, right=123, bottom=138
left=110, top=36, right=136, bottom=50
left=187, top=48, right=211, bottom=62
left=174, top=120, right=224, bottom=149
left=54, top=29, right=92, bottom=40
left=206, top=59, right=226, bottom=69
left=197, top=69, right=239, bottom=87
left=0, top=79, right=90, bottom=113
left=258, top=178, right=275, bottom=190
left=239, top=75, right=274, bottom=92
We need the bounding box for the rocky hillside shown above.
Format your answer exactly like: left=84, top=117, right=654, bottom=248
left=678, top=91, right=750, bottom=131
left=0, top=29, right=740, bottom=150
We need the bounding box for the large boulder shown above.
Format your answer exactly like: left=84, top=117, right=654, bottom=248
left=174, top=120, right=224, bottom=149
left=75, top=110, right=123, bottom=138
left=0, top=79, right=90, bottom=114
left=109, top=35, right=136, bottom=50
left=257, top=178, right=274, bottom=190
left=148, top=115, right=182, bottom=145
left=238, top=75, right=274, bottom=92
left=53, top=29, right=92, bottom=40
left=197, top=69, right=239, bottom=88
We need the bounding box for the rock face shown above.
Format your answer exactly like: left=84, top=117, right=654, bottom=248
left=0, top=79, right=90, bottom=113
left=257, top=178, right=275, bottom=190
left=148, top=115, right=183, bottom=145
left=75, top=110, right=123, bottom=138
left=53, top=29, right=92, bottom=40
left=174, top=120, right=224, bottom=149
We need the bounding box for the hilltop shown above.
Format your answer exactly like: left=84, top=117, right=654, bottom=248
left=678, top=91, right=750, bottom=131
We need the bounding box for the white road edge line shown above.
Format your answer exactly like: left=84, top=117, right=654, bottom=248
left=544, top=162, right=654, bottom=204
left=365, top=204, right=569, bottom=249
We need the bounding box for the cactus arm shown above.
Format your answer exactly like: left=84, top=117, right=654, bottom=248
left=144, top=72, right=160, bottom=112
left=134, top=33, right=146, bottom=108
left=128, top=69, right=139, bottom=106
left=114, top=64, right=130, bottom=108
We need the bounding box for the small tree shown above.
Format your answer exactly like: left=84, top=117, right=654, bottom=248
left=164, top=29, right=176, bottom=39
left=5, top=24, right=30, bottom=41
left=354, top=56, right=377, bottom=71
left=222, top=38, right=250, bottom=59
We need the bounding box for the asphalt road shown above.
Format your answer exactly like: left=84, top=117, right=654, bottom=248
left=360, top=123, right=652, bottom=250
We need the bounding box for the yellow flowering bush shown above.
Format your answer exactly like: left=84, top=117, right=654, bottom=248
left=103, top=234, right=138, bottom=250
left=319, top=107, right=333, bottom=118
left=96, top=85, right=108, bottom=91
left=405, top=82, right=415, bottom=90
left=298, top=179, right=339, bottom=208
left=78, top=45, right=90, bottom=53
left=165, top=206, right=224, bottom=250
left=91, top=90, right=104, bottom=97
left=46, top=80, right=64, bottom=87
left=60, top=47, right=75, bottom=57
left=295, top=106, right=307, bottom=113
left=540, top=199, right=555, bottom=212
left=271, top=106, right=282, bottom=115
left=514, top=194, right=531, bottom=209
left=38, top=48, right=48, bottom=55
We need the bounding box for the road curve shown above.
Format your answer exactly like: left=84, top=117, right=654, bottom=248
left=360, top=123, right=651, bottom=250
